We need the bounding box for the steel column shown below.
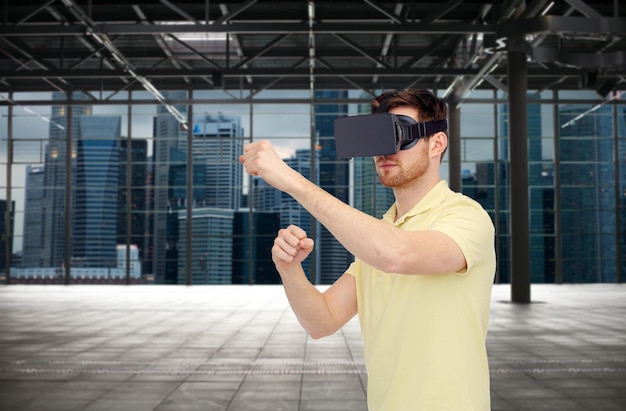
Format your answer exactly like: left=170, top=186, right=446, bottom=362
left=508, top=49, right=531, bottom=303
left=447, top=99, right=461, bottom=192
left=64, top=92, right=73, bottom=285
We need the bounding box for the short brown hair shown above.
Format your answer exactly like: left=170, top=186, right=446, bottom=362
left=371, top=88, right=448, bottom=158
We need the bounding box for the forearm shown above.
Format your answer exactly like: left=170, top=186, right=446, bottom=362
left=278, top=265, right=341, bottom=339
left=286, top=174, right=402, bottom=272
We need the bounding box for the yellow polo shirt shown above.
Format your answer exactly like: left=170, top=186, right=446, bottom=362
left=346, top=180, right=496, bottom=411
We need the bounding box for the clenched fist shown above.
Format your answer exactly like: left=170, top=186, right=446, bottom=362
left=272, top=225, right=315, bottom=270
left=239, top=140, right=297, bottom=192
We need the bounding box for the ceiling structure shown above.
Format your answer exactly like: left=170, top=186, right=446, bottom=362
left=0, top=0, right=625, bottom=105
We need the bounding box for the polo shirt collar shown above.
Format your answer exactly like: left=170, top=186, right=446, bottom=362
left=382, top=180, right=449, bottom=225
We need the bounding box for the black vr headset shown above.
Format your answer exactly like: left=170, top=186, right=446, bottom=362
left=334, top=113, right=448, bottom=159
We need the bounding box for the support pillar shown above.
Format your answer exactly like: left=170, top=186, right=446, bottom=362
left=64, top=92, right=73, bottom=285
left=508, top=49, right=531, bottom=303
left=447, top=99, right=461, bottom=192
left=185, top=89, right=193, bottom=286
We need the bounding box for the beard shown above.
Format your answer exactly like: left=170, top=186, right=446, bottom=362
left=376, top=145, right=430, bottom=188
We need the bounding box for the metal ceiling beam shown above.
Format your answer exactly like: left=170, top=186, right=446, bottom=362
left=159, top=0, right=202, bottom=25
left=563, top=0, right=603, bottom=18
left=231, top=33, right=293, bottom=70
left=0, top=66, right=596, bottom=80
left=331, top=33, right=392, bottom=69
left=0, top=36, right=94, bottom=97
left=362, top=0, right=403, bottom=24
left=165, top=34, right=222, bottom=71
left=213, top=0, right=259, bottom=26
left=131, top=5, right=192, bottom=86
left=43, top=3, right=119, bottom=74
left=420, top=0, right=464, bottom=25
left=218, top=3, right=252, bottom=85
left=0, top=22, right=495, bottom=36
left=2, top=96, right=619, bottom=108
left=15, top=0, right=56, bottom=26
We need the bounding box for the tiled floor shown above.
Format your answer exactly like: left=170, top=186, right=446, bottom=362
left=0, top=284, right=624, bottom=411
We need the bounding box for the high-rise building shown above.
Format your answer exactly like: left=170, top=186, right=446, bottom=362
left=117, top=139, right=149, bottom=275
left=315, top=90, right=352, bottom=284
left=187, top=114, right=244, bottom=210
left=21, top=165, right=45, bottom=268
left=152, top=99, right=245, bottom=283
left=0, top=200, right=14, bottom=275
left=151, top=90, right=188, bottom=283
left=558, top=103, right=624, bottom=282
left=177, top=207, right=234, bottom=284
left=72, top=116, right=122, bottom=267
left=232, top=211, right=281, bottom=285
left=41, top=91, right=92, bottom=268
left=35, top=92, right=123, bottom=270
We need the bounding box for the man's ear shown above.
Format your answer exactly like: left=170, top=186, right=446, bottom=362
left=430, top=132, right=447, bottom=159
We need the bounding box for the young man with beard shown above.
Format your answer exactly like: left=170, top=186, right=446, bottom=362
left=239, top=88, right=496, bottom=410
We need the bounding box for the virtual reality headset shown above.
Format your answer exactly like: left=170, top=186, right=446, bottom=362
left=334, top=113, right=448, bottom=158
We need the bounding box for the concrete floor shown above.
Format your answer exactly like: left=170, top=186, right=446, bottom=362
left=0, top=283, right=624, bottom=411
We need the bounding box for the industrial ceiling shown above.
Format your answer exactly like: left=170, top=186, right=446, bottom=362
left=0, top=0, right=625, bottom=103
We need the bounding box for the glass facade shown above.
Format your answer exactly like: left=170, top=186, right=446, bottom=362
left=1, top=89, right=624, bottom=285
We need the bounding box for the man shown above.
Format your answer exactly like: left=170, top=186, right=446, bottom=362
left=239, top=88, right=496, bottom=410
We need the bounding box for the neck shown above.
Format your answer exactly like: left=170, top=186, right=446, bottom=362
left=392, top=174, right=441, bottom=220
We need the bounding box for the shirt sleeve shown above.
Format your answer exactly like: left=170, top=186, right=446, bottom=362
left=429, top=199, right=495, bottom=275
left=344, top=259, right=361, bottom=278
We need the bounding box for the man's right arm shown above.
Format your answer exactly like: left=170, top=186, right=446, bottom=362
left=273, top=225, right=357, bottom=339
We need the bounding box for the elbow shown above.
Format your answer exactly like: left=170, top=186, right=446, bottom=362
left=372, top=242, right=414, bottom=274
left=374, top=255, right=404, bottom=274
left=306, top=325, right=338, bottom=340
left=308, top=331, right=326, bottom=340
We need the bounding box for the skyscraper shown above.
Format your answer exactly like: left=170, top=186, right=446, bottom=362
left=41, top=92, right=92, bottom=268
left=35, top=92, right=124, bottom=271
left=151, top=90, right=188, bottom=283
left=0, top=200, right=14, bottom=275
left=558, top=103, right=621, bottom=282
left=188, top=114, right=244, bottom=210
left=117, top=139, right=149, bottom=274
left=72, top=116, right=121, bottom=267
left=152, top=100, right=245, bottom=284
left=315, top=90, right=352, bottom=284
left=21, top=165, right=45, bottom=268
left=177, top=207, right=234, bottom=284
left=232, top=211, right=281, bottom=285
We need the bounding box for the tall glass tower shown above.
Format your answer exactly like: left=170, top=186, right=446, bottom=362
left=187, top=114, right=244, bottom=210
left=177, top=207, right=234, bottom=284
left=72, top=116, right=121, bottom=267
left=21, top=165, right=45, bottom=268
left=315, top=90, right=352, bottom=284
left=153, top=106, right=244, bottom=284
left=0, top=200, right=13, bottom=275
left=559, top=103, right=619, bottom=282
left=117, top=139, right=149, bottom=274
left=151, top=90, right=188, bottom=283
left=41, top=92, right=92, bottom=268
